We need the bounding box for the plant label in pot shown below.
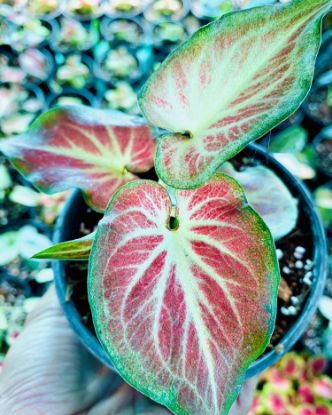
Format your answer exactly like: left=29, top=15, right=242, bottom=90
left=0, top=1, right=331, bottom=414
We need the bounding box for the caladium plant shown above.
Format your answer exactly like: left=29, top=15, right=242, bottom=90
left=139, top=0, right=332, bottom=189
left=0, top=106, right=156, bottom=212
left=1, top=1, right=332, bottom=414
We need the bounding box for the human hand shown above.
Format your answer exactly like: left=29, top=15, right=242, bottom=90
left=0, top=285, right=257, bottom=415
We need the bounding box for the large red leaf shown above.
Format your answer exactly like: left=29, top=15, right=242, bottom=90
left=138, top=0, right=332, bottom=189
left=0, top=106, right=156, bottom=211
left=88, top=177, right=280, bottom=415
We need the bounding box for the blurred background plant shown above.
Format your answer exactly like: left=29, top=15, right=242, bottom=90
left=248, top=353, right=332, bottom=415
left=0, top=0, right=331, bottom=411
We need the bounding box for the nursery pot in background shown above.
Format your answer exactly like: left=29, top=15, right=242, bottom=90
left=46, top=88, right=100, bottom=109
left=313, top=126, right=332, bottom=180
left=53, top=144, right=327, bottom=380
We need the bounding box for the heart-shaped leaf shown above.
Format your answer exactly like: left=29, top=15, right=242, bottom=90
left=88, top=177, right=280, bottom=415
left=219, top=163, right=298, bottom=240
left=0, top=106, right=156, bottom=211
left=32, top=232, right=95, bottom=260
left=139, top=0, right=332, bottom=189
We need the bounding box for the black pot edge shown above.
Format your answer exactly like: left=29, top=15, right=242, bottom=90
left=244, top=145, right=327, bottom=377
left=100, top=15, right=146, bottom=46
left=52, top=208, right=113, bottom=368
left=53, top=144, right=328, bottom=379
left=46, top=87, right=100, bottom=108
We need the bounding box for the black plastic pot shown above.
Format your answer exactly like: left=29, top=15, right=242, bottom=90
left=49, top=53, right=95, bottom=93
left=190, top=0, right=229, bottom=20
left=24, top=0, right=65, bottom=20
left=0, top=46, right=54, bottom=85
left=100, top=16, right=146, bottom=48
left=10, top=18, right=59, bottom=52
left=53, top=144, right=327, bottom=379
left=0, top=47, right=25, bottom=83
left=96, top=81, right=141, bottom=113
left=63, top=2, right=104, bottom=21
left=104, top=0, right=149, bottom=18
left=0, top=82, right=45, bottom=136
left=313, top=126, right=332, bottom=179
left=93, top=45, right=151, bottom=85
left=50, top=18, right=100, bottom=55
left=152, top=21, right=189, bottom=53
left=46, top=88, right=99, bottom=108
left=24, top=83, right=46, bottom=118
left=304, top=83, right=332, bottom=128
left=19, top=47, right=55, bottom=85
left=143, top=0, right=190, bottom=23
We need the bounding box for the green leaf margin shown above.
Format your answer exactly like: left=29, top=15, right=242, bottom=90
left=88, top=175, right=280, bottom=415
left=138, top=0, right=331, bottom=190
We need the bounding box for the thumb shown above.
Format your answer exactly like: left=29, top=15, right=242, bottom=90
left=0, top=285, right=119, bottom=415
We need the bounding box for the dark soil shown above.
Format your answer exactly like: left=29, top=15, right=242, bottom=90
left=63, top=158, right=314, bottom=355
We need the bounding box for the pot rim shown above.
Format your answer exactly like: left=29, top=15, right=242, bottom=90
left=49, top=17, right=100, bottom=54
left=143, top=0, right=190, bottom=23
left=46, top=87, right=100, bottom=109
left=244, top=145, right=327, bottom=377
left=53, top=144, right=327, bottom=378
left=100, top=15, right=146, bottom=46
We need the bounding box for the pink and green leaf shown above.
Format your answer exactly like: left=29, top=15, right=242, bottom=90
left=32, top=232, right=95, bottom=260
left=0, top=106, right=156, bottom=212
left=88, top=176, right=280, bottom=415
left=139, top=0, right=332, bottom=189
left=313, top=377, right=332, bottom=400
left=219, top=163, right=298, bottom=240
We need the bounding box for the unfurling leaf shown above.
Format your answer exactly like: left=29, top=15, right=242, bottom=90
left=219, top=163, right=298, bottom=240
left=139, top=0, right=332, bottom=189
left=88, top=177, right=280, bottom=415
left=32, top=232, right=95, bottom=260
left=0, top=106, right=156, bottom=212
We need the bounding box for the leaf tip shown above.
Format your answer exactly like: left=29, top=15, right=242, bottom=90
left=31, top=250, right=49, bottom=260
